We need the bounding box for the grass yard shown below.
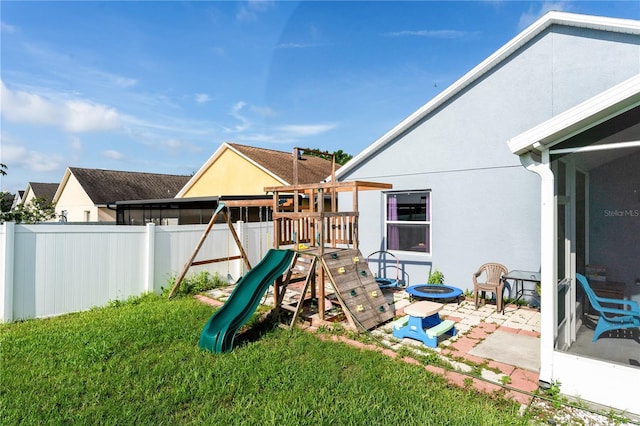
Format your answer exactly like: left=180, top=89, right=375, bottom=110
left=1, top=294, right=529, bottom=425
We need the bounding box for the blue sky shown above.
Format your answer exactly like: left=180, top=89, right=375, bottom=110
left=1, top=1, right=639, bottom=194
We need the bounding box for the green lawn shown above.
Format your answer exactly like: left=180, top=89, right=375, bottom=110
left=1, top=295, right=529, bottom=425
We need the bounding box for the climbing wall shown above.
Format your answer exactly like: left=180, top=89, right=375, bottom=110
left=321, top=249, right=394, bottom=330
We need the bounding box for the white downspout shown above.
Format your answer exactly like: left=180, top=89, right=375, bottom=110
left=520, top=150, right=556, bottom=387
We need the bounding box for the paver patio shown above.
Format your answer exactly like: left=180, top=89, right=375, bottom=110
left=202, top=283, right=542, bottom=407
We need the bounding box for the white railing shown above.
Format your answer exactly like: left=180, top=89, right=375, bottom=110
left=0, top=221, right=273, bottom=322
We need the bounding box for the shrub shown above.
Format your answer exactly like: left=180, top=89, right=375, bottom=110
left=162, top=271, right=227, bottom=297
left=428, top=269, right=445, bottom=284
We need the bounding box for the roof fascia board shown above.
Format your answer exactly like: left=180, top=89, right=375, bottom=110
left=335, top=12, right=640, bottom=179
left=22, top=183, right=34, bottom=201
left=52, top=167, right=72, bottom=203
left=508, top=74, right=640, bottom=155
left=549, top=140, right=640, bottom=155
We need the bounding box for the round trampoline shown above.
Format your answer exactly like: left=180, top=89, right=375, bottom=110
left=405, top=284, right=463, bottom=304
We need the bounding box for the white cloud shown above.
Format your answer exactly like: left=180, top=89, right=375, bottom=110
left=235, top=122, right=338, bottom=145
left=111, top=75, right=137, bottom=88
left=22, top=43, right=137, bottom=90
left=250, top=105, right=277, bottom=117
left=195, top=93, right=211, bottom=104
left=1, top=81, right=58, bottom=126
left=102, top=150, right=125, bottom=160
left=228, top=101, right=251, bottom=132
left=0, top=142, right=63, bottom=172
left=1, top=80, right=122, bottom=133
left=121, top=113, right=218, bottom=138
left=161, top=138, right=202, bottom=153
left=385, top=29, right=478, bottom=39
left=277, top=42, right=317, bottom=49
left=63, top=101, right=120, bottom=132
left=278, top=123, right=338, bottom=137
left=1, top=21, right=17, bottom=33
left=237, top=133, right=282, bottom=143
left=518, top=1, right=569, bottom=30
left=210, top=46, right=225, bottom=56
left=69, top=136, right=83, bottom=152
left=236, top=0, right=275, bottom=22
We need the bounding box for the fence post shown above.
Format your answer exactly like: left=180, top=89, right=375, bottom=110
left=236, top=220, right=246, bottom=278
left=145, top=223, right=155, bottom=293
left=1, top=222, right=15, bottom=322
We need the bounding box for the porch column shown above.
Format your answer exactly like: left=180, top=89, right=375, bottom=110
left=521, top=151, right=556, bottom=386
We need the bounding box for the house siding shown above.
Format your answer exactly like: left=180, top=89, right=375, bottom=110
left=20, top=187, right=37, bottom=206
left=340, top=25, right=640, bottom=291
left=180, top=148, right=283, bottom=197
left=55, top=175, right=101, bottom=222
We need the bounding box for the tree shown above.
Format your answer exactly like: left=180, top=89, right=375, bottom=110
left=333, top=150, right=353, bottom=166
left=0, top=192, right=14, bottom=213
left=8, top=197, right=57, bottom=224
left=303, top=148, right=353, bottom=165
left=0, top=164, right=14, bottom=223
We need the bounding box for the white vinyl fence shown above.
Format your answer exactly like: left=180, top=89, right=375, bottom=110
left=0, top=221, right=273, bottom=322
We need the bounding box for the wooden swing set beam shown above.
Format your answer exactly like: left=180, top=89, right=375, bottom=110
left=167, top=202, right=252, bottom=299
left=191, top=255, right=244, bottom=266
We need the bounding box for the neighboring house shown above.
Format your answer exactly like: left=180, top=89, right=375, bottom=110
left=20, top=183, right=59, bottom=222
left=53, top=167, right=191, bottom=223
left=21, top=183, right=58, bottom=206
left=336, top=12, right=639, bottom=413
left=176, top=143, right=338, bottom=198
left=10, top=190, right=24, bottom=210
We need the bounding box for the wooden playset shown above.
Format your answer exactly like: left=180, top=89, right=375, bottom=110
left=171, top=147, right=396, bottom=331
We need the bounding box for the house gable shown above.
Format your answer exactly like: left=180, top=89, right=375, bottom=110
left=336, top=12, right=640, bottom=180
left=22, top=182, right=58, bottom=205
left=176, top=142, right=338, bottom=198
left=54, top=172, right=99, bottom=222
left=178, top=144, right=285, bottom=198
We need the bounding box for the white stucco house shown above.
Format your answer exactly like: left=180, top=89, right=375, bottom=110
left=336, top=12, right=639, bottom=413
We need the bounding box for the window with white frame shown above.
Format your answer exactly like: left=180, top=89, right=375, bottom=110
left=385, top=191, right=431, bottom=253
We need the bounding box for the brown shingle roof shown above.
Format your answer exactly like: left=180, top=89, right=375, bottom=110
left=28, top=183, right=59, bottom=203
left=228, top=143, right=338, bottom=185
left=69, top=167, right=191, bottom=204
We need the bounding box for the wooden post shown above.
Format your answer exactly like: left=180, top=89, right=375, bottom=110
left=273, top=192, right=280, bottom=307
left=293, top=148, right=299, bottom=217
left=223, top=209, right=252, bottom=272
left=352, top=185, right=359, bottom=250
left=318, top=186, right=325, bottom=319
left=168, top=203, right=225, bottom=298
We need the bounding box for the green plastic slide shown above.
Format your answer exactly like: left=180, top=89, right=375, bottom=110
left=199, top=249, right=295, bottom=353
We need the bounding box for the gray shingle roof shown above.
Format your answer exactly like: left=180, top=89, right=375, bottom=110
left=228, top=143, right=338, bottom=185
left=69, top=167, right=191, bottom=204
left=28, top=183, right=59, bottom=203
